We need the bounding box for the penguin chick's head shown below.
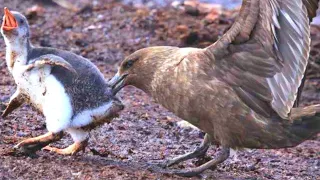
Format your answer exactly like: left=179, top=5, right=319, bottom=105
left=1, top=7, right=30, bottom=42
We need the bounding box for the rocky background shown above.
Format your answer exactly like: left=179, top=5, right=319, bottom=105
left=0, top=0, right=319, bottom=179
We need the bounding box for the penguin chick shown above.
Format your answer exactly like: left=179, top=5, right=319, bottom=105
left=1, top=8, right=124, bottom=155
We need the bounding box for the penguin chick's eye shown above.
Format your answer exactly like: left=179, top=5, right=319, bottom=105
left=124, top=60, right=134, bottom=69
left=19, top=20, right=24, bottom=24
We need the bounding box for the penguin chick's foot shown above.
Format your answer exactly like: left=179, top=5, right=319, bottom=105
left=14, top=132, right=63, bottom=153
left=42, top=139, right=88, bottom=155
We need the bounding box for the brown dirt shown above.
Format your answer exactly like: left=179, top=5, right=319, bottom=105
left=0, top=0, right=319, bottom=179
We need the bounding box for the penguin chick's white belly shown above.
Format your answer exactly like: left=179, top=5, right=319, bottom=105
left=67, top=101, right=116, bottom=143
left=11, top=65, right=115, bottom=135
left=12, top=65, right=73, bottom=133
left=71, top=101, right=114, bottom=128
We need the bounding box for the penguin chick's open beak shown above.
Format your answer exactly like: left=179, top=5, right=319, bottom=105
left=2, top=7, right=18, bottom=31
left=108, top=73, right=128, bottom=95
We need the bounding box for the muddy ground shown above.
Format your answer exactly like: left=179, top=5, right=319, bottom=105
left=0, top=0, right=319, bottom=179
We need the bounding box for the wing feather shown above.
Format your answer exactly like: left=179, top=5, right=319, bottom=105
left=206, top=0, right=318, bottom=118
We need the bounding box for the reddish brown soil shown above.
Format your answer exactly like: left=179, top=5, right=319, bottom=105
left=0, top=0, right=319, bottom=179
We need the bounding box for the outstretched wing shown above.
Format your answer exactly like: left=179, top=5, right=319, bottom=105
left=206, top=0, right=319, bottom=118
left=26, top=54, right=77, bottom=74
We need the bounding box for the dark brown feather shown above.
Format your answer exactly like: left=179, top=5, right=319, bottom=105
left=303, top=0, right=319, bottom=21
left=206, top=0, right=315, bottom=118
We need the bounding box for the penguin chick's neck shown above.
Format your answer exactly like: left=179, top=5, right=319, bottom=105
left=5, top=36, right=32, bottom=70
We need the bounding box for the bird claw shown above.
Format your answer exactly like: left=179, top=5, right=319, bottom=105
left=13, top=143, right=21, bottom=149
left=42, top=146, right=52, bottom=151
left=42, top=146, right=59, bottom=153
left=11, top=141, right=43, bottom=156
left=13, top=140, right=31, bottom=149
left=169, top=169, right=200, bottom=177
left=147, top=160, right=171, bottom=168
left=42, top=141, right=86, bottom=156
left=162, top=159, right=179, bottom=167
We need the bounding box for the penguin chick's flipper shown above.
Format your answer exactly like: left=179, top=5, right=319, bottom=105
left=25, top=54, right=77, bottom=74
left=2, top=89, right=25, bottom=118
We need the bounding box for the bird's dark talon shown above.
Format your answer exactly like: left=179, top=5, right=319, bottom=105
left=13, top=141, right=24, bottom=150
left=171, top=169, right=201, bottom=177
left=8, top=143, right=41, bottom=156
left=146, top=160, right=169, bottom=168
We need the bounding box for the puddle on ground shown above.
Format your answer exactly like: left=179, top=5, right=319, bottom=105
left=122, top=0, right=320, bottom=25
left=122, top=0, right=242, bottom=9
